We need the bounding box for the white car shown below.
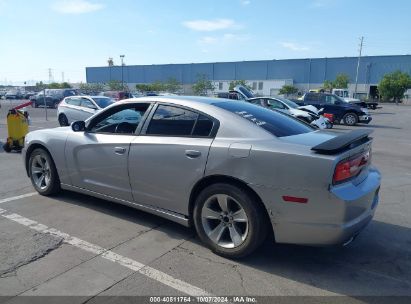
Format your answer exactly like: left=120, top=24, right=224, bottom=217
left=248, top=97, right=332, bottom=129
left=57, top=96, right=114, bottom=126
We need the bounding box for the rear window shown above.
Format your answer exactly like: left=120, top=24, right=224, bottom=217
left=214, top=101, right=314, bottom=137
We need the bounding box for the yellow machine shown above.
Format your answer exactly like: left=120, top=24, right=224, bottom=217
left=3, top=108, right=30, bottom=153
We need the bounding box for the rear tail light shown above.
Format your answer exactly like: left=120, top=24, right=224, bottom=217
left=323, top=113, right=334, bottom=123
left=333, top=151, right=370, bottom=184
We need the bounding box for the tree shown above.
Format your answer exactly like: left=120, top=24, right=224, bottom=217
left=79, top=82, right=105, bottom=94
left=35, top=81, right=47, bottom=90
left=150, top=81, right=166, bottom=92
left=322, top=80, right=333, bottom=92
left=192, top=74, right=215, bottom=96
left=36, top=82, right=72, bottom=90
left=333, top=73, right=350, bottom=89
left=322, top=73, right=350, bottom=91
left=229, top=80, right=251, bottom=90
left=107, top=80, right=126, bottom=91
left=279, top=85, right=298, bottom=96
left=378, top=70, right=411, bottom=103
left=135, top=83, right=151, bottom=93
left=164, top=77, right=182, bottom=93
left=60, top=82, right=72, bottom=88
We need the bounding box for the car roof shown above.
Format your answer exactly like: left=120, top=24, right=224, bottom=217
left=117, top=95, right=230, bottom=107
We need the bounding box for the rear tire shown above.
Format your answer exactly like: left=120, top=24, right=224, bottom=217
left=343, top=112, right=358, bottom=126
left=193, top=183, right=268, bottom=259
left=58, top=114, right=69, bottom=126
left=28, top=148, right=61, bottom=196
left=3, top=143, right=11, bottom=153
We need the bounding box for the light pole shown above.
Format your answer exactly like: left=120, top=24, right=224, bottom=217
left=120, top=55, right=125, bottom=90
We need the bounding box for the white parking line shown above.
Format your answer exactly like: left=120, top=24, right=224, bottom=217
left=0, top=192, right=38, bottom=204
left=0, top=195, right=211, bottom=296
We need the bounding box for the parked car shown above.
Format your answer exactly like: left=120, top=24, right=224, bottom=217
left=296, top=92, right=372, bottom=126
left=57, top=96, right=114, bottom=126
left=5, top=90, right=23, bottom=99
left=99, top=91, right=132, bottom=101
left=218, top=86, right=332, bottom=129
left=23, top=91, right=36, bottom=99
left=23, top=96, right=381, bottom=258
left=247, top=96, right=332, bottom=129
left=31, top=89, right=77, bottom=108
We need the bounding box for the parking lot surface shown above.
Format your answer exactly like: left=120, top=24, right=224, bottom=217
left=0, top=99, right=410, bottom=302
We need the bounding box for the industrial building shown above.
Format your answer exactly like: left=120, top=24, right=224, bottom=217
left=86, top=55, right=411, bottom=98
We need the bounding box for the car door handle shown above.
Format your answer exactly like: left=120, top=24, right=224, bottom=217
left=114, top=147, right=126, bottom=155
left=185, top=150, right=201, bottom=158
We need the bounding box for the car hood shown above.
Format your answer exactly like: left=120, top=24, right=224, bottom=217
left=279, top=130, right=336, bottom=147
left=289, top=108, right=311, bottom=117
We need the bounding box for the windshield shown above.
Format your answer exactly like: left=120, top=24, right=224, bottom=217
left=92, top=97, right=114, bottom=108
left=214, top=101, right=314, bottom=137
left=236, top=86, right=255, bottom=99
left=334, top=94, right=348, bottom=103
left=274, top=97, right=299, bottom=109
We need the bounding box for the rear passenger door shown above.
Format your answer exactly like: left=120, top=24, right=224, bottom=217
left=128, top=104, right=217, bottom=215
left=64, top=97, right=83, bottom=122
left=78, top=97, right=98, bottom=121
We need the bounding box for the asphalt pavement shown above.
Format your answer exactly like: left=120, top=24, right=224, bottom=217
left=0, top=99, right=410, bottom=303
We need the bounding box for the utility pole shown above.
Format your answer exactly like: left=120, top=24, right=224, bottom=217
left=120, top=55, right=125, bottom=90
left=62, top=72, right=65, bottom=83
left=48, top=68, right=53, bottom=84
left=354, top=36, right=364, bottom=97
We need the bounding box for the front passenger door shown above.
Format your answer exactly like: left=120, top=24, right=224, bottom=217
left=65, top=103, right=152, bottom=201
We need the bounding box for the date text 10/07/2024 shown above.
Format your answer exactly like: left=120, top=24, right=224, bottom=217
left=149, top=296, right=257, bottom=303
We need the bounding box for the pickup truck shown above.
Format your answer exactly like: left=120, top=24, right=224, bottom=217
left=332, top=89, right=379, bottom=110
left=295, top=92, right=372, bottom=126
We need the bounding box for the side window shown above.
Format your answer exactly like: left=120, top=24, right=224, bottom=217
left=268, top=99, right=284, bottom=109
left=192, top=115, right=214, bottom=137
left=146, top=105, right=215, bottom=137
left=67, top=98, right=81, bottom=106
left=81, top=98, right=96, bottom=109
left=305, top=93, right=319, bottom=104
left=324, top=95, right=336, bottom=104
left=147, top=105, right=198, bottom=136
left=89, top=104, right=150, bottom=134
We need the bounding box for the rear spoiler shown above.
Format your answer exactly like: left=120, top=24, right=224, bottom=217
left=311, top=129, right=373, bottom=155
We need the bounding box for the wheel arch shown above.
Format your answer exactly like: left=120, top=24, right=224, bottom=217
left=25, top=143, right=53, bottom=177
left=188, top=175, right=273, bottom=238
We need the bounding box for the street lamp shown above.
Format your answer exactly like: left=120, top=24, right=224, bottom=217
left=120, top=55, right=125, bottom=90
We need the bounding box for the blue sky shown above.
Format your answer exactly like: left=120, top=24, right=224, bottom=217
left=1, top=0, right=410, bottom=84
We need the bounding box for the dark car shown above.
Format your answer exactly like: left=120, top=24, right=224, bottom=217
left=5, top=90, right=23, bottom=99
left=31, top=89, right=77, bottom=108
left=99, top=91, right=132, bottom=101
left=297, top=92, right=372, bottom=126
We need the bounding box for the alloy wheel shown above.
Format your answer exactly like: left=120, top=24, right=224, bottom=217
left=31, top=155, right=51, bottom=190
left=201, top=194, right=249, bottom=248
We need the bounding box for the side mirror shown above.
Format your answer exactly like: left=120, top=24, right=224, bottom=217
left=71, top=121, right=86, bottom=132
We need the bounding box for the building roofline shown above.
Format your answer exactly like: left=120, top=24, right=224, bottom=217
left=86, top=54, right=411, bottom=69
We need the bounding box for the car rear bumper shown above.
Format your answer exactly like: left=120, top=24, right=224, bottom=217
left=255, top=167, right=381, bottom=246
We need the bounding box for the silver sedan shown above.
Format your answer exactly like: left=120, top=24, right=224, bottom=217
left=23, top=96, right=381, bottom=258
left=57, top=95, right=114, bottom=126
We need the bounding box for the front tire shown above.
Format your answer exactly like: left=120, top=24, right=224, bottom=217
left=193, top=183, right=268, bottom=258
left=58, top=114, right=69, bottom=126
left=343, top=112, right=358, bottom=126
left=28, top=148, right=61, bottom=196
